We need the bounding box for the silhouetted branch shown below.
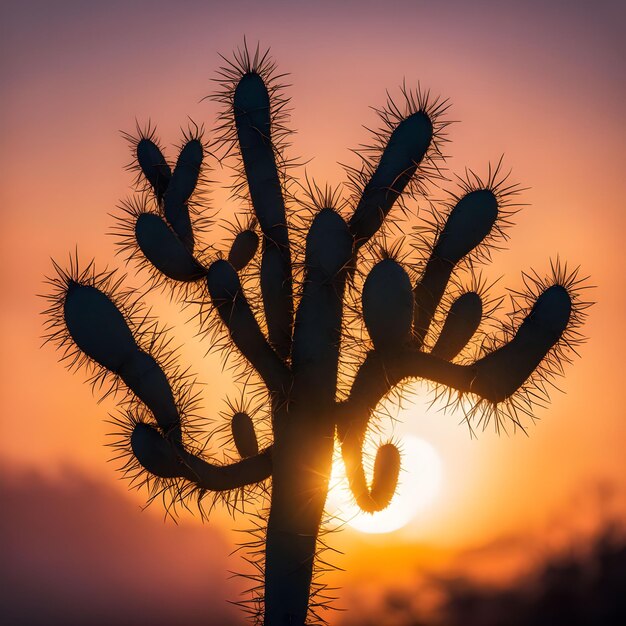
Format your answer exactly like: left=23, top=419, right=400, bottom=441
left=207, top=260, right=291, bottom=394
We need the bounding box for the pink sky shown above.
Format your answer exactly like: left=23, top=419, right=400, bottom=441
left=1, top=0, right=625, bottom=622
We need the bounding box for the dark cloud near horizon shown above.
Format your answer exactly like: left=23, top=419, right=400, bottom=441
left=342, top=526, right=626, bottom=626
left=0, top=467, right=242, bottom=626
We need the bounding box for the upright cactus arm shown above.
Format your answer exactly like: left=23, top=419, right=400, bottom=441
left=291, top=208, right=353, bottom=396
left=430, top=291, right=483, bottom=360
left=234, top=72, right=294, bottom=359
left=120, top=130, right=210, bottom=285
left=207, top=259, right=291, bottom=394
left=62, top=278, right=272, bottom=492
left=413, top=189, right=499, bottom=347
left=348, top=98, right=441, bottom=248
left=135, top=134, right=171, bottom=203
left=134, top=126, right=204, bottom=252
left=162, top=138, right=203, bottom=251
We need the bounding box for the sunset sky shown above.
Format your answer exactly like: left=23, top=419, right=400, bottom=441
left=1, top=1, right=625, bottom=623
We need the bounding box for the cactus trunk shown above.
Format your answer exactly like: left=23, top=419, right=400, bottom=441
left=265, top=409, right=335, bottom=625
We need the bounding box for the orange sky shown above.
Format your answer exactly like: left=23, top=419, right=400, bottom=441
left=1, top=1, right=625, bottom=623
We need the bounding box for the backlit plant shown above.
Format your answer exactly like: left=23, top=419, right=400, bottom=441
left=44, top=44, right=590, bottom=626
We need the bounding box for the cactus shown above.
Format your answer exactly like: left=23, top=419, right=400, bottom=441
left=43, top=44, right=591, bottom=626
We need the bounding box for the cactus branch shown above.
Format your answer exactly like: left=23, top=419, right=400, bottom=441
left=413, top=189, right=498, bottom=346
left=135, top=212, right=207, bottom=282
left=430, top=291, right=483, bottom=360
left=207, top=259, right=291, bottom=393
left=349, top=109, right=433, bottom=246
left=163, top=138, right=204, bottom=251
left=234, top=71, right=294, bottom=359
left=340, top=425, right=401, bottom=513
left=63, top=281, right=182, bottom=436
left=131, top=422, right=272, bottom=490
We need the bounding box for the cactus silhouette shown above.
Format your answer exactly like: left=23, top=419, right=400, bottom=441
left=43, top=44, right=590, bottom=625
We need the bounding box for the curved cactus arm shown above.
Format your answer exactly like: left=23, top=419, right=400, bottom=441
left=131, top=422, right=272, bottom=491
left=291, top=209, right=353, bottom=396
left=64, top=281, right=183, bottom=438
left=337, top=415, right=400, bottom=513
left=346, top=282, right=574, bottom=419
left=342, top=351, right=473, bottom=433
left=413, top=189, right=498, bottom=347
left=63, top=279, right=272, bottom=492
left=234, top=72, right=293, bottom=359
left=430, top=291, right=483, bottom=360
left=207, top=260, right=291, bottom=393
left=349, top=110, right=433, bottom=247
left=135, top=213, right=207, bottom=282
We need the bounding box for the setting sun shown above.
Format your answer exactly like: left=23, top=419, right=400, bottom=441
left=327, top=436, right=443, bottom=534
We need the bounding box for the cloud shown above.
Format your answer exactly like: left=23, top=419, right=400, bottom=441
left=340, top=523, right=626, bottom=626
left=0, top=465, right=243, bottom=626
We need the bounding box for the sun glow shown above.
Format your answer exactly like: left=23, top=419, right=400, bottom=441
left=327, top=436, right=443, bottom=534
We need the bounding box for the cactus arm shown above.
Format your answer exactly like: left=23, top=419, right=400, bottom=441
left=469, top=284, right=572, bottom=402
left=207, top=260, right=291, bottom=393
left=135, top=213, right=207, bottom=282
left=162, top=139, right=203, bottom=251
left=346, top=284, right=572, bottom=420
left=336, top=350, right=464, bottom=513
left=64, top=282, right=182, bottom=438
left=349, top=111, right=433, bottom=247
left=342, top=351, right=470, bottom=431
left=234, top=72, right=293, bottom=358
left=339, top=424, right=401, bottom=513
left=362, top=259, right=414, bottom=353
left=63, top=281, right=272, bottom=491
left=430, top=291, right=482, bottom=360
left=181, top=445, right=272, bottom=490
left=136, top=137, right=171, bottom=203
left=131, top=422, right=272, bottom=491
left=413, top=190, right=498, bottom=346
left=291, top=209, right=353, bottom=398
